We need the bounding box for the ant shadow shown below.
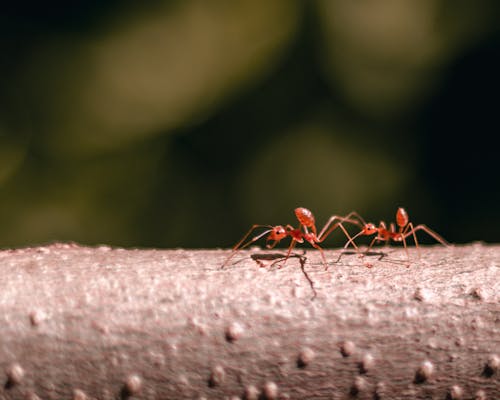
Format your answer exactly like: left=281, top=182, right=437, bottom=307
left=251, top=252, right=317, bottom=300
left=250, top=251, right=306, bottom=267
left=4, top=380, right=14, bottom=390
left=336, top=248, right=413, bottom=267
left=337, top=249, right=386, bottom=261
left=340, top=250, right=387, bottom=257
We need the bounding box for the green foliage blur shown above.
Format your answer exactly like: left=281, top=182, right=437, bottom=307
left=1, top=1, right=499, bottom=249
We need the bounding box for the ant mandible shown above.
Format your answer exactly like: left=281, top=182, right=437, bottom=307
left=222, top=207, right=361, bottom=270
left=342, top=207, right=449, bottom=267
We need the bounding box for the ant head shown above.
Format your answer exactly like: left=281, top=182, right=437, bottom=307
left=363, top=223, right=377, bottom=235
left=266, top=225, right=287, bottom=248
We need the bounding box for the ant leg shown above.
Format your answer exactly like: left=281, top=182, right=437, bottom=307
left=400, top=223, right=451, bottom=267
left=402, top=222, right=421, bottom=258
left=336, top=230, right=364, bottom=262
left=334, top=222, right=363, bottom=258
left=403, top=224, right=449, bottom=247
left=303, top=240, right=328, bottom=270
left=336, top=222, right=359, bottom=250
left=344, top=211, right=368, bottom=226
left=335, top=229, right=368, bottom=263
left=343, top=230, right=362, bottom=249
left=318, top=220, right=359, bottom=245
left=363, top=236, right=380, bottom=268
left=221, top=225, right=273, bottom=268
left=400, top=233, right=411, bottom=267
left=317, top=212, right=365, bottom=241
left=339, top=211, right=368, bottom=227
left=366, top=236, right=380, bottom=253
left=279, top=239, right=297, bottom=268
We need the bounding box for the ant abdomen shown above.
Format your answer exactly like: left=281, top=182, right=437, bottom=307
left=396, top=208, right=409, bottom=228
left=294, top=207, right=315, bottom=227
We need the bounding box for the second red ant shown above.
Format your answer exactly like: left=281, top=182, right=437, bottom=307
left=222, top=207, right=361, bottom=270
left=342, top=207, right=449, bottom=267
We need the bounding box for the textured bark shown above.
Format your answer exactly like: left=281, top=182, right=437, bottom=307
left=0, top=243, right=498, bottom=400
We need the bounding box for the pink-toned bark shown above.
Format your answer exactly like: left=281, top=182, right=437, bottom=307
left=0, top=243, right=498, bottom=399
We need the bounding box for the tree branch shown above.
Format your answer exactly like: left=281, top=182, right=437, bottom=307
left=0, top=243, right=498, bottom=399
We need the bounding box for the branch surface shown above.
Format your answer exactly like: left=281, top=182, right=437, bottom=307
left=0, top=243, right=498, bottom=399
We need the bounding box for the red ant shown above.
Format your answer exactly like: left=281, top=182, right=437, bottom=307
left=222, top=207, right=361, bottom=270
left=342, top=207, right=449, bottom=267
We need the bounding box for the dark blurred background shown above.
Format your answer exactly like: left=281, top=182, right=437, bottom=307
left=1, top=1, right=499, bottom=249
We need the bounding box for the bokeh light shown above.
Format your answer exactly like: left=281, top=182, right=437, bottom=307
left=1, top=1, right=499, bottom=249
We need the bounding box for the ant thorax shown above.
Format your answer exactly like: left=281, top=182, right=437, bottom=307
left=289, top=228, right=304, bottom=242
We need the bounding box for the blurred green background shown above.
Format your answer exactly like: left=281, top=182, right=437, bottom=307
left=1, top=1, right=499, bottom=249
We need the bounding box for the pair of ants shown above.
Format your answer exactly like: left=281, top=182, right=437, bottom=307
left=222, top=207, right=449, bottom=269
